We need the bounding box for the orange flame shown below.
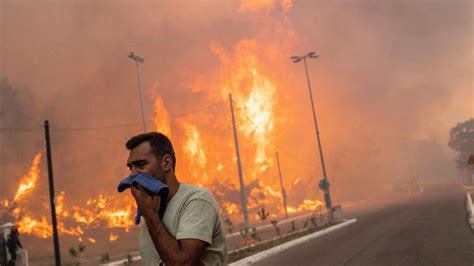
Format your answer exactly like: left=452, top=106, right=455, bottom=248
left=6, top=0, right=332, bottom=241
left=210, top=39, right=276, bottom=174
left=6, top=154, right=135, bottom=241
left=287, top=199, right=323, bottom=214
left=109, top=233, right=118, bottom=241
left=183, top=123, right=207, bottom=171
left=12, top=153, right=41, bottom=202
left=154, top=95, right=172, bottom=136
left=17, top=214, right=52, bottom=239
left=56, top=191, right=69, bottom=218
left=72, top=194, right=135, bottom=231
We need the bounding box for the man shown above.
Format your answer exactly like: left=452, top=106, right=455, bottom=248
left=6, top=225, right=22, bottom=266
left=125, top=132, right=227, bottom=265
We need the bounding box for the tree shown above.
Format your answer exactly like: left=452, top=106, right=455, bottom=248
left=448, top=118, right=474, bottom=184
left=411, top=138, right=457, bottom=180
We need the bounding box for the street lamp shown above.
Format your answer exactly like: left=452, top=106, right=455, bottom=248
left=128, top=52, right=147, bottom=132
left=291, top=51, right=334, bottom=223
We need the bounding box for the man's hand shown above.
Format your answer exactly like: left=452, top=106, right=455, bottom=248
left=130, top=184, right=161, bottom=219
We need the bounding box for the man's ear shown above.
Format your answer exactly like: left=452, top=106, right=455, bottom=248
left=161, top=154, right=173, bottom=171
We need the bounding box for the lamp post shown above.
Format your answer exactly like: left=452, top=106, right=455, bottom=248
left=291, top=51, right=334, bottom=223
left=128, top=52, right=147, bottom=132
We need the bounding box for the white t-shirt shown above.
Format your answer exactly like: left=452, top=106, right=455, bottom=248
left=139, top=184, right=227, bottom=265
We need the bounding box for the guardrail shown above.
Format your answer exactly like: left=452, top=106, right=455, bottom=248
left=466, top=193, right=474, bottom=230
left=101, top=208, right=333, bottom=266
left=101, top=255, right=141, bottom=266
left=101, top=211, right=324, bottom=265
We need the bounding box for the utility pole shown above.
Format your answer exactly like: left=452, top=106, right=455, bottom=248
left=275, top=152, right=289, bottom=219
left=128, top=52, right=147, bottom=132
left=229, top=94, right=249, bottom=230
left=44, top=120, right=61, bottom=266
left=291, top=52, right=334, bottom=223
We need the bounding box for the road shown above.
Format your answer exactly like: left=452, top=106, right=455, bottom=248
left=254, top=181, right=474, bottom=266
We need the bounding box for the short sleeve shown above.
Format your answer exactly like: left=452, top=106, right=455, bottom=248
left=175, top=199, right=218, bottom=244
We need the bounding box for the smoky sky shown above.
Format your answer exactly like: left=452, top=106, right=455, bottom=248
left=0, top=0, right=471, bottom=205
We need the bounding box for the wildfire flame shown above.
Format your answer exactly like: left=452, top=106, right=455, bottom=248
left=287, top=200, right=323, bottom=214
left=109, top=233, right=118, bottom=241
left=154, top=95, right=172, bottom=137
left=210, top=39, right=276, bottom=174
left=4, top=0, right=331, bottom=242
left=12, top=153, right=41, bottom=203
left=3, top=153, right=135, bottom=242
left=144, top=0, right=321, bottom=224
left=183, top=123, right=208, bottom=171
left=72, top=194, right=135, bottom=231
left=15, top=211, right=52, bottom=239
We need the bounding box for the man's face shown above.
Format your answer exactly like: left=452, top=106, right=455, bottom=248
left=126, top=141, right=164, bottom=182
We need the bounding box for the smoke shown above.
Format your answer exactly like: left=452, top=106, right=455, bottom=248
left=0, top=0, right=471, bottom=217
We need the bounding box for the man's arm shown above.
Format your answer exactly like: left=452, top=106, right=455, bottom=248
left=132, top=186, right=207, bottom=266
left=144, top=212, right=206, bottom=265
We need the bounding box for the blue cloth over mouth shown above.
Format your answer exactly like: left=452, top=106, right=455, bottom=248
left=117, top=173, right=169, bottom=224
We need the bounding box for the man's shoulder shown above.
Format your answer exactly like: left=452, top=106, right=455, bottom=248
left=180, top=184, right=219, bottom=209
left=181, top=184, right=214, bottom=200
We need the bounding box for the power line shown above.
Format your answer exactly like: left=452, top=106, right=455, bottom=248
left=270, top=141, right=318, bottom=169
left=50, top=122, right=141, bottom=132
left=1, top=98, right=314, bottom=171
left=0, top=100, right=227, bottom=133
left=52, top=130, right=124, bottom=145
left=0, top=127, right=42, bottom=132
left=50, top=100, right=227, bottom=132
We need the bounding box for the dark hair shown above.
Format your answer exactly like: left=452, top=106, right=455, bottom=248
left=126, top=132, right=176, bottom=171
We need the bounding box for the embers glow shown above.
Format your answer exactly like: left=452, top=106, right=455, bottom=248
left=287, top=199, right=323, bottom=214
left=109, top=233, right=118, bottom=241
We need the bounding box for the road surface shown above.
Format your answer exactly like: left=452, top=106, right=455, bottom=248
left=254, top=181, right=474, bottom=266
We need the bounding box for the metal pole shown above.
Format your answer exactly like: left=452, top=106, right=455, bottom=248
left=302, top=57, right=334, bottom=223
left=129, top=52, right=147, bottom=132
left=44, top=120, right=61, bottom=266
left=229, top=94, right=249, bottom=230
left=275, top=152, right=289, bottom=219
left=135, top=61, right=147, bottom=132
